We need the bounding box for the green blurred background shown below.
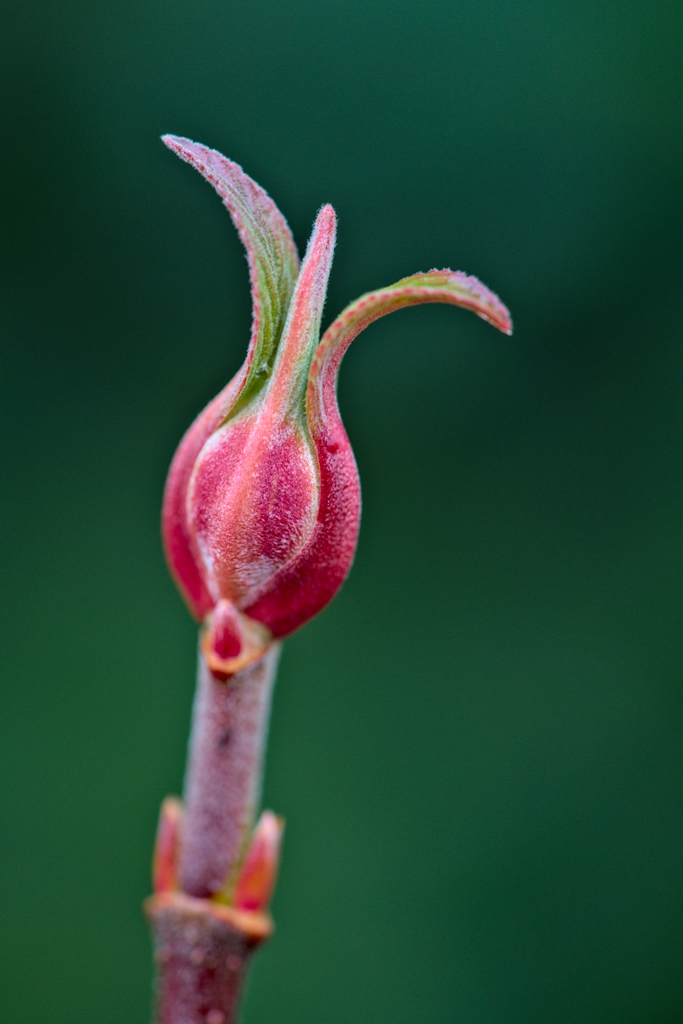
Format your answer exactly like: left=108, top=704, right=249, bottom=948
left=2, top=1, right=683, bottom=1021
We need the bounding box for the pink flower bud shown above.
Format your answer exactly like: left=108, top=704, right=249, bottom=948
left=162, top=137, right=512, bottom=670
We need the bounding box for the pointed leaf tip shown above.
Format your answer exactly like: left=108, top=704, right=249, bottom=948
left=160, top=134, right=300, bottom=405
left=263, top=203, right=337, bottom=413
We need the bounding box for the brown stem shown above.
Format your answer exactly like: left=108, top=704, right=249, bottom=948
left=146, top=892, right=271, bottom=1024
left=179, top=643, right=281, bottom=898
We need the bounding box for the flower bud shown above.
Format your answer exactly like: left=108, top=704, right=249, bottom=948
left=162, top=137, right=512, bottom=670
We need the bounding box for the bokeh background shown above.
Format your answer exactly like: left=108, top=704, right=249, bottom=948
left=2, top=1, right=683, bottom=1021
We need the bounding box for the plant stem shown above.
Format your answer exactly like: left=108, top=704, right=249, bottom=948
left=146, top=892, right=271, bottom=1024
left=147, top=641, right=281, bottom=1024
left=180, top=643, right=280, bottom=898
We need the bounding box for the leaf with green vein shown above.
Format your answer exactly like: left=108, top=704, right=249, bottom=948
left=162, top=135, right=300, bottom=419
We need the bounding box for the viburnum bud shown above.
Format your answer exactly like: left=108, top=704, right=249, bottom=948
left=161, top=136, right=512, bottom=675
left=233, top=810, right=284, bottom=913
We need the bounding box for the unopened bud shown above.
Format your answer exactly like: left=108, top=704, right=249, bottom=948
left=161, top=137, right=512, bottom=664
left=233, top=811, right=284, bottom=914
left=153, top=796, right=183, bottom=894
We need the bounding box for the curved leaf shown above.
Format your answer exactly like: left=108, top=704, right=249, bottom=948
left=161, top=137, right=300, bottom=620
left=162, top=135, right=300, bottom=416
left=308, top=269, right=512, bottom=439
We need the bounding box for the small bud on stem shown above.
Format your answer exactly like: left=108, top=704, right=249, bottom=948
left=233, top=811, right=284, bottom=913
left=153, top=797, right=182, bottom=895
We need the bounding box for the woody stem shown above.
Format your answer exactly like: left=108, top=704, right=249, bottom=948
left=147, top=641, right=280, bottom=1024
left=180, top=642, right=280, bottom=897
left=146, top=892, right=271, bottom=1024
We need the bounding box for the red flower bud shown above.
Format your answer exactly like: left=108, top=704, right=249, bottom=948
left=161, top=137, right=512, bottom=672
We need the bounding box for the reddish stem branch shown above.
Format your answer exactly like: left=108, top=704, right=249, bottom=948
left=146, top=892, right=271, bottom=1024
left=179, top=644, right=280, bottom=898
left=148, top=642, right=281, bottom=1024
